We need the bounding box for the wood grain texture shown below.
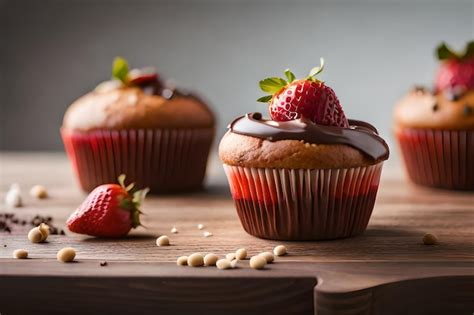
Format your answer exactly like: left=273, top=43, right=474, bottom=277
left=0, top=152, right=473, bottom=314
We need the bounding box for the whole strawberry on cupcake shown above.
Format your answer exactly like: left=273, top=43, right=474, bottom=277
left=219, top=59, right=389, bottom=240
left=62, top=57, right=215, bottom=193
left=394, top=41, right=474, bottom=190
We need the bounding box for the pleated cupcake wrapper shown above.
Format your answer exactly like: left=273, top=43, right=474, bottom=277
left=396, top=128, right=474, bottom=190
left=61, top=128, right=214, bottom=193
left=223, top=163, right=383, bottom=241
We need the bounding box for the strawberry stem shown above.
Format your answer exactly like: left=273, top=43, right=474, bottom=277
left=117, top=174, right=149, bottom=229
left=307, top=58, right=325, bottom=80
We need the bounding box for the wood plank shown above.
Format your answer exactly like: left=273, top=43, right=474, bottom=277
left=1, top=152, right=473, bottom=314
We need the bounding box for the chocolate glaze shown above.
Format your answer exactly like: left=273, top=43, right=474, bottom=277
left=229, top=113, right=389, bottom=161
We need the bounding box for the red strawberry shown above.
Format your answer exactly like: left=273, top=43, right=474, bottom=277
left=434, top=41, right=474, bottom=94
left=112, top=57, right=162, bottom=88
left=67, top=175, right=148, bottom=238
left=257, top=58, right=349, bottom=127
left=128, top=67, right=159, bottom=86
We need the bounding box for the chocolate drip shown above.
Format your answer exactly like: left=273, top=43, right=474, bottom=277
left=229, top=113, right=389, bottom=161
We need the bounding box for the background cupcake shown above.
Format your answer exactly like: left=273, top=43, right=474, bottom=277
left=62, top=57, right=215, bottom=193
left=219, top=60, right=389, bottom=240
left=394, top=41, right=474, bottom=190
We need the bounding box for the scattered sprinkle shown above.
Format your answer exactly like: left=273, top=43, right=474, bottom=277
left=156, top=235, right=170, bottom=247
left=226, top=253, right=236, bottom=261
left=216, top=259, right=232, bottom=270
left=259, top=252, right=274, bottom=263
left=235, top=248, right=247, bottom=260
left=249, top=256, right=266, bottom=270
left=204, top=253, right=219, bottom=266
left=5, top=189, right=22, bottom=208
left=197, top=224, right=205, bottom=230
left=13, top=249, right=28, bottom=259
left=273, top=245, right=287, bottom=256
left=203, top=231, right=213, bottom=238
left=187, top=253, right=204, bottom=267
left=57, top=247, right=76, bottom=263
left=38, top=223, right=50, bottom=242
left=30, top=185, right=48, bottom=199
left=230, top=259, right=238, bottom=269
left=0, top=213, right=64, bottom=235
left=171, top=226, right=178, bottom=234
left=422, top=233, right=438, bottom=245
left=28, top=227, right=44, bottom=243
left=177, top=256, right=188, bottom=266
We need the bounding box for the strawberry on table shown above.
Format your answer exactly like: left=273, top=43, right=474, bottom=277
left=257, top=58, right=349, bottom=127
left=435, top=41, right=474, bottom=96
left=67, top=175, right=148, bottom=238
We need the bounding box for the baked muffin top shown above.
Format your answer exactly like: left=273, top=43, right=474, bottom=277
left=62, top=57, right=214, bottom=132
left=63, top=87, right=214, bottom=131
left=394, top=41, right=474, bottom=131
left=219, top=113, right=388, bottom=169
left=394, top=88, right=474, bottom=131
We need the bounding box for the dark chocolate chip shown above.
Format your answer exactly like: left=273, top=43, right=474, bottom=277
left=432, top=103, right=439, bottom=112
left=464, top=105, right=473, bottom=116
left=4, top=244, right=7, bottom=247
left=5, top=227, right=11, bottom=233
left=60, top=230, right=66, bottom=235
left=445, top=87, right=465, bottom=101
left=413, top=85, right=427, bottom=93
left=99, top=261, right=108, bottom=266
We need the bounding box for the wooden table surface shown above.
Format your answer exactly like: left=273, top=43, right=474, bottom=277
left=0, top=152, right=473, bottom=315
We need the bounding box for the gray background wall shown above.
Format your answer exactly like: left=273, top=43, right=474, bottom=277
left=1, top=0, right=473, bottom=154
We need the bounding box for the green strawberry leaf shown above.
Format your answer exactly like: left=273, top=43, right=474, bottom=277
left=257, top=95, right=272, bottom=103
left=259, top=77, right=287, bottom=94
left=308, top=58, right=325, bottom=78
left=284, top=69, right=296, bottom=83
left=119, top=198, right=134, bottom=211
left=436, top=42, right=459, bottom=60
left=463, top=41, right=474, bottom=59
left=112, top=57, right=129, bottom=83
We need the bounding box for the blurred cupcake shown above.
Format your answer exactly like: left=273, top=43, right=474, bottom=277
left=219, top=60, right=389, bottom=240
left=62, top=57, right=215, bottom=193
left=394, top=41, right=474, bottom=190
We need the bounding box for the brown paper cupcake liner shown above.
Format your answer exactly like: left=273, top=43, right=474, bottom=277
left=396, top=128, right=474, bottom=190
left=62, top=128, right=214, bottom=193
left=223, top=163, right=384, bottom=240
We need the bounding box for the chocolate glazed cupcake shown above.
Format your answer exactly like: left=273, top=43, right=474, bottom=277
left=219, top=60, right=389, bottom=240
left=62, top=57, right=215, bottom=193
left=394, top=41, right=474, bottom=190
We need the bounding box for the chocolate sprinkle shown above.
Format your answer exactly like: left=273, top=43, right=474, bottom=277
left=0, top=212, right=65, bottom=235
left=99, top=261, right=108, bottom=267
